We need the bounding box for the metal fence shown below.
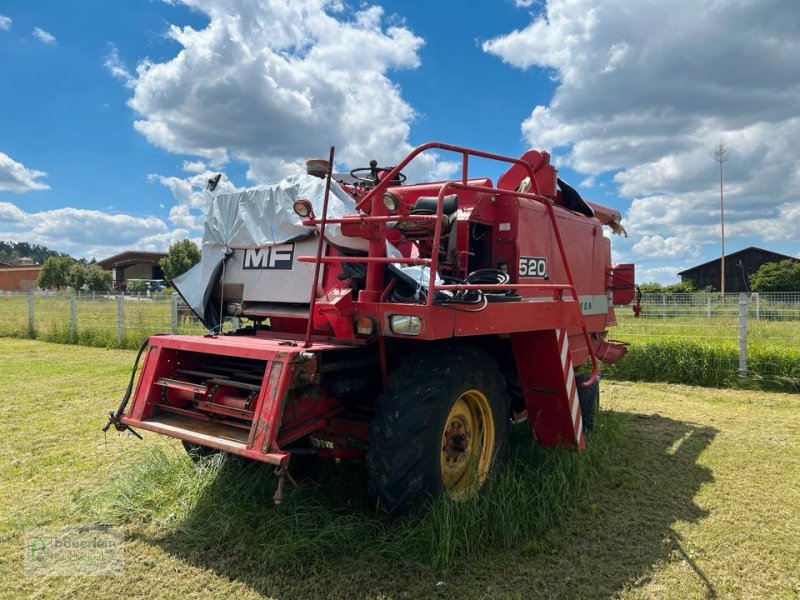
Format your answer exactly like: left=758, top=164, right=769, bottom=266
left=0, top=290, right=797, bottom=381
left=0, top=291, right=207, bottom=347
left=612, top=292, right=800, bottom=381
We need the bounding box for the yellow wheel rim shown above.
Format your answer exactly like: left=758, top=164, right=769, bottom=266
left=440, top=389, right=495, bottom=500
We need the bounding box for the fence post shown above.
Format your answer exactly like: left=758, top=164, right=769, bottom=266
left=706, top=297, right=711, bottom=318
left=661, top=294, right=666, bottom=318
left=171, top=293, right=178, bottom=334
left=738, top=293, right=748, bottom=377
left=69, top=295, right=77, bottom=343
left=28, top=293, right=35, bottom=337
left=117, top=294, right=124, bottom=343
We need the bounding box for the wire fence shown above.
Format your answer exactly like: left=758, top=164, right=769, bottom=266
left=611, top=292, right=800, bottom=389
left=0, top=291, right=207, bottom=348
left=0, top=290, right=798, bottom=388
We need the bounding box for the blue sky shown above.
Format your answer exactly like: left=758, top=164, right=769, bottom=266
left=1, top=0, right=798, bottom=283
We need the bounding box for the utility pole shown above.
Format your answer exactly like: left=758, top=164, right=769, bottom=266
left=714, top=138, right=729, bottom=296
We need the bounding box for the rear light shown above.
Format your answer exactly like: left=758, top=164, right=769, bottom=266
left=390, top=315, right=421, bottom=336
left=356, top=316, right=376, bottom=336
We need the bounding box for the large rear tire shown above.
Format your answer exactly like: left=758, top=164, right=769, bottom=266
left=367, top=345, right=510, bottom=515
left=576, top=373, right=600, bottom=432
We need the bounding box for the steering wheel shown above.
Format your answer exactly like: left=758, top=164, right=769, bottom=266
left=350, top=160, right=407, bottom=186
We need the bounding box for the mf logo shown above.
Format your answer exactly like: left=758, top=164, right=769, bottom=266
left=243, top=244, right=295, bottom=270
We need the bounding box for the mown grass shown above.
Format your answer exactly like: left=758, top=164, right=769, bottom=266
left=2, top=339, right=799, bottom=598
left=74, top=417, right=621, bottom=572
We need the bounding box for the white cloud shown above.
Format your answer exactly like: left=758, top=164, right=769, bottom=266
left=148, top=170, right=236, bottom=231
left=631, top=234, right=699, bottom=260
left=116, top=0, right=454, bottom=182
left=0, top=15, right=11, bottom=31
left=483, top=0, right=800, bottom=265
left=0, top=152, right=49, bottom=192
left=182, top=160, right=207, bottom=174
left=104, top=43, right=135, bottom=88
left=0, top=201, right=176, bottom=259
left=32, top=27, right=56, bottom=44
left=635, top=265, right=683, bottom=285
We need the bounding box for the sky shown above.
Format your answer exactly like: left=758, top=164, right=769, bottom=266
left=0, top=0, right=798, bottom=284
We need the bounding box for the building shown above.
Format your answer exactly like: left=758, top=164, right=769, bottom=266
left=97, top=251, right=167, bottom=290
left=0, top=265, right=42, bottom=291
left=678, top=247, right=799, bottom=293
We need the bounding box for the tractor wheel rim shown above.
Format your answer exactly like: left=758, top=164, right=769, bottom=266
left=440, top=389, right=495, bottom=500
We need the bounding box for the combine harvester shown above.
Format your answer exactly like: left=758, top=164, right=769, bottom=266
left=105, top=142, right=638, bottom=514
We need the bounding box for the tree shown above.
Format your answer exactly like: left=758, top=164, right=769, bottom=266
left=0, top=240, right=68, bottom=265
left=160, top=239, right=201, bottom=283
left=68, top=262, right=88, bottom=290
left=638, top=282, right=664, bottom=294
left=84, top=264, right=113, bottom=291
left=664, top=281, right=695, bottom=294
left=749, top=260, right=800, bottom=292
left=37, top=256, right=75, bottom=289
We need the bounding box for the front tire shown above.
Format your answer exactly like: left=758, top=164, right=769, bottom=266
left=367, top=346, right=510, bottom=515
left=576, top=373, right=600, bottom=432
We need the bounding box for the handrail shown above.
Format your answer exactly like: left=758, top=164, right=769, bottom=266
left=354, top=141, right=543, bottom=212
left=303, top=146, right=335, bottom=349
left=314, top=142, right=597, bottom=384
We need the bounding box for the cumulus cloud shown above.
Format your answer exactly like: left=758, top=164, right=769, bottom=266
left=483, top=0, right=800, bottom=271
left=148, top=170, right=236, bottom=231
left=0, top=201, right=181, bottom=259
left=181, top=160, right=208, bottom=174
left=0, top=152, right=49, bottom=192
left=632, top=234, right=700, bottom=260
left=117, top=0, right=454, bottom=182
left=32, top=27, right=56, bottom=44
left=0, top=15, right=11, bottom=31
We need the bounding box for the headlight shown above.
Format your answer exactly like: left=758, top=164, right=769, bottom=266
left=293, top=198, right=314, bottom=219
left=390, top=314, right=421, bottom=336
left=382, top=192, right=400, bottom=213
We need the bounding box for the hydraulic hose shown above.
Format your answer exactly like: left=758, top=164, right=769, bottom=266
left=102, top=335, right=160, bottom=437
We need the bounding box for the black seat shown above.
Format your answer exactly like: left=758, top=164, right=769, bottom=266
left=411, top=194, right=459, bottom=215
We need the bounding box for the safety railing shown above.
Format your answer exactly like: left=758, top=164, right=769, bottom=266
left=299, top=142, right=599, bottom=382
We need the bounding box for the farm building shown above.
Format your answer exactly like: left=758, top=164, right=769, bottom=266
left=679, top=246, right=799, bottom=293
left=0, top=265, right=42, bottom=291
left=97, top=251, right=166, bottom=290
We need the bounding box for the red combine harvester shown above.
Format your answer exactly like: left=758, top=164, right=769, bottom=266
left=105, top=142, right=638, bottom=514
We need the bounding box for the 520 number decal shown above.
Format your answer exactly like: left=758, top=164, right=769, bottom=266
left=519, top=256, right=547, bottom=278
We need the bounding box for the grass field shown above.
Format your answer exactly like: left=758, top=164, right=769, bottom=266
left=1, top=339, right=798, bottom=598
left=614, top=314, right=800, bottom=351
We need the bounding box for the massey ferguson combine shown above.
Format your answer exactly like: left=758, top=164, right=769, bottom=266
left=105, top=142, right=637, bottom=514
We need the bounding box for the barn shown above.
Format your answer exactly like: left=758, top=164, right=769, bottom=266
left=678, top=247, right=799, bottom=293
left=97, top=251, right=166, bottom=290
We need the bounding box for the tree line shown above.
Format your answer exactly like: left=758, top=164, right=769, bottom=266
left=34, top=240, right=201, bottom=291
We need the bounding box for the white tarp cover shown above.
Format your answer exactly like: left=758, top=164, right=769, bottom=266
left=173, top=173, right=367, bottom=327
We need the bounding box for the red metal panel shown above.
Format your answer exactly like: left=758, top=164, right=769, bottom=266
left=510, top=329, right=581, bottom=449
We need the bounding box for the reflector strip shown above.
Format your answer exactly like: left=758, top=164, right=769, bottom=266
left=556, top=329, right=585, bottom=449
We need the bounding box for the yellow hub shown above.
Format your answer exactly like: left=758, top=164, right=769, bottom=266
left=440, top=389, right=495, bottom=500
